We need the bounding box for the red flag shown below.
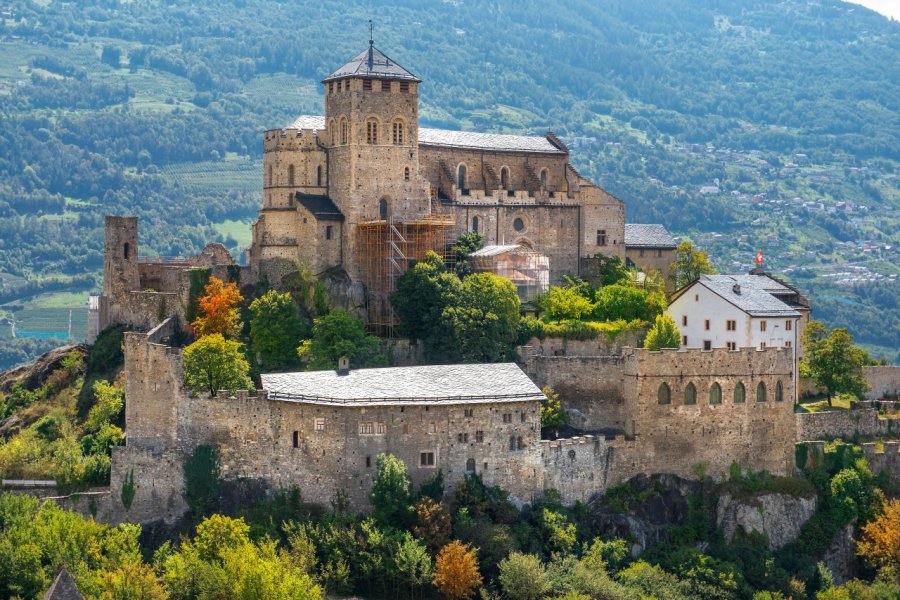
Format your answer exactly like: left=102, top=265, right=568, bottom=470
left=755, top=250, right=763, bottom=265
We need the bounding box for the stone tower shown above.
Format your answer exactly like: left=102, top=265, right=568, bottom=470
left=321, top=40, right=431, bottom=225
left=103, top=215, right=139, bottom=298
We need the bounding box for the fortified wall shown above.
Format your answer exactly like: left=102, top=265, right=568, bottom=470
left=795, top=407, right=895, bottom=441
left=863, top=366, right=900, bottom=401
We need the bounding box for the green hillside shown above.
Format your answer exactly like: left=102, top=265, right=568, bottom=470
left=0, top=0, right=898, bottom=367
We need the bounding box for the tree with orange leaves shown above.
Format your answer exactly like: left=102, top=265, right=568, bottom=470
left=432, top=540, right=482, bottom=600
left=857, top=497, right=900, bottom=573
left=192, top=277, right=243, bottom=339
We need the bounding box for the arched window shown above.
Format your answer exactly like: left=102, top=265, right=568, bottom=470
left=540, top=168, right=548, bottom=191
left=684, top=383, right=697, bottom=405
left=316, top=165, right=323, bottom=187
left=466, top=458, right=475, bottom=472
left=287, top=164, right=295, bottom=186
left=757, top=382, right=767, bottom=403
left=366, top=118, right=378, bottom=144
left=340, top=118, right=348, bottom=144
left=775, top=380, right=784, bottom=402
left=517, top=436, right=523, bottom=450
left=472, top=216, right=479, bottom=233
left=709, top=382, right=722, bottom=405
left=379, top=198, right=389, bottom=220
left=500, top=166, right=509, bottom=189
left=658, top=383, right=671, bottom=405
left=404, top=166, right=410, bottom=181
left=734, top=382, right=746, bottom=404
left=457, top=164, right=467, bottom=190
left=392, top=119, right=405, bottom=145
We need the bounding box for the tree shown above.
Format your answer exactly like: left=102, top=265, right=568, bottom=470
left=801, top=321, right=870, bottom=406
left=857, top=498, right=900, bottom=573
left=644, top=314, right=681, bottom=350
left=182, top=334, right=253, bottom=395
left=538, top=286, right=594, bottom=323
left=370, top=453, right=412, bottom=527
left=498, top=553, right=551, bottom=600
left=671, top=240, right=716, bottom=288
left=391, top=251, right=460, bottom=341
left=192, top=277, right=243, bottom=338
left=593, top=284, right=666, bottom=323
left=249, top=290, right=307, bottom=370
left=589, top=254, right=629, bottom=287
left=297, top=310, right=381, bottom=370
left=412, top=497, right=452, bottom=554
left=393, top=533, right=433, bottom=596
left=540, top=386, right=569, bottom=430
left=432, top=541, right=482, bottom=600
left=436, top=272, right=520, bottom=363
left=449, top=232, right=485, bottom=277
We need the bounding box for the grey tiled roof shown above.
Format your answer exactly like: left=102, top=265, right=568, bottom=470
left=295, top=193, right=344, bottom=221
left=323, top=45, right=421, bottom=82
left=43, top=568, right=83, bottom=600
left=261, top=363, right=544, bottom=406
left=280, top=114, right=562, bottom=154
left=624, top=224, right=677, bottom=249
left=698, top=275, right=801, bottom=317
left=469, top=244, right=526, bottom=258
left=419, top=128, right=564, bottom=154
left=727, top=274, right=792, bottom=295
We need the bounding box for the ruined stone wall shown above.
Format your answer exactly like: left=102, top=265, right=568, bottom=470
left=864, top=366, right=900, bottom=401
left=862, top=441, right=900, bottom=483
left=796, top=407, right=894, bottom=441
left=624, top=347, right=796, bottom=479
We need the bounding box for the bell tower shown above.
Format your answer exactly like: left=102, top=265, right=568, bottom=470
left=322, top=36, right=429, bottom=224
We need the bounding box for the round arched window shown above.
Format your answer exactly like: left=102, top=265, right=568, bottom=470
left=379, top=198, right=389, bottom=220
left=472, top=216, right=479, bottom=233
left=513, top=217, right=525, bottom=232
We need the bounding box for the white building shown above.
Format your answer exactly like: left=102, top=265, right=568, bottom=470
left=667, top=272, right=807, bottom=353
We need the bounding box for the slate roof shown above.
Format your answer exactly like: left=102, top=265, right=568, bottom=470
left=262, top=363, right=545, bottom=406
left=624, top=224, right=678, bottom=249
left=280, top=115, right=562, bottom=154
left=469, top=244, right=527, bottom=258
left=323, top=45, right=421, bottom=82
left=295, top=193, right=344, bottom=221
left=43, top=567, right=83, bottom=600
left=694, top=275, right=801, bottom=317
left=418, top=128, right=564, bottom=154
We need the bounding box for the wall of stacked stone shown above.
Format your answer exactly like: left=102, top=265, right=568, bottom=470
left=862, top=441, right=900, bottom=483
left=539, top=434, right=640, bottom=504
left=624, top=347, right=796, bottom=480
left=796, top=408, right=894, bottom=441
left=109, top=446, right=187, bottom=524
left=864, top=366, right=900, bottom=401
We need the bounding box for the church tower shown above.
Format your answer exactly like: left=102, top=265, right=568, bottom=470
left=322, top=38, right=431, bottom=224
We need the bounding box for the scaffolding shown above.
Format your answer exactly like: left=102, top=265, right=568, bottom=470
left=358, top=209, right=456, bottom=337
left=469, top=244, right=550, bottom=302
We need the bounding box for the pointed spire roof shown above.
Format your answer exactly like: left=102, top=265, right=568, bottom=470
left=323, top=45, right=421, bottom=83
left=43, top=567, right=84, bottom=600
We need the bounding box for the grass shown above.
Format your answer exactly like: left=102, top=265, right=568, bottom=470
left=798, top=394, right=854, bottom=413
left=213, top=219, right=253, bottom=249
left=161, top=155, right=262, bottom=194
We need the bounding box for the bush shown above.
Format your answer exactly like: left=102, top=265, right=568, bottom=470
left=499, top=552, right=551, bottom=600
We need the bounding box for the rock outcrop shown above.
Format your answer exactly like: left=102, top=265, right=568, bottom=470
left=0, top=344, right=84, bottom=394
left=716, top=492, right=817, bottom=549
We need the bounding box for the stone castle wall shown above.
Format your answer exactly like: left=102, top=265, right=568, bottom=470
left=796, top=407, right=894, bottom=441
left=862, top=441, right=900, bottom=483
left=864, top=366, right=900, bottom=401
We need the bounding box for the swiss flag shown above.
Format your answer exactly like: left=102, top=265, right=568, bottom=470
left=755, top=250, right=764, bottom=265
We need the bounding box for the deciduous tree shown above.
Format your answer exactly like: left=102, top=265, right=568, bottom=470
left=671, top=240, right=716, bottom=288
left=412, top=497, right=452, bottom=554
left=498, top=552, right=551, bottom=600
left=192, top=277, right=243, bottom=338
left=801, top=320, right=870, bottom=406
left=370, top=453, right=412, bottom=527
left=249, top=290, right=307, bottom=370
left=297, top=310, right=381, bottom=370
left=540, top=386, right=569, bottom=430
left=432, top=541, right=482, bottom=600
left=182, top=334, right=252, bottom=395
left=644, top=314, right=681, bottom=350
left=538, top=286, right=593, bottom=323
left=857, top=498, right=900, bottom=572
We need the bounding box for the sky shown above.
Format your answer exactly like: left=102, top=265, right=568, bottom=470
left=848, top=0, right=900, bottom=20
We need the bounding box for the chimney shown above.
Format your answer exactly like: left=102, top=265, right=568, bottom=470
left=733, top=284, right=741, bottom=294
left=337, top=355, right=350, bottom=375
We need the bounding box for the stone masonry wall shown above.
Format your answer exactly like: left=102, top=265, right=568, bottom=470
left=796, top=407, right=894, bottom=441
left=864, top=366, right=900, bottom=401
left=862, top=441, right=900, bottom=483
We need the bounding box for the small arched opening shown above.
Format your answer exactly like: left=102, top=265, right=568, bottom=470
left=466, top=458, right=475, bottom=472
left=709, top=382, right=722, bottom=405
left=379, top=198, right=389, bottom=221
left=684, top=382, right=697, bottom=405
left=404, top=166, right=410, bottom=181
left=316, top=165, right=323, bottom=187
left=734, top=382, right=746, bottom=404
left=288, top=164, right=295, bottom=187
left=457, top=164, right=467, bottom=190
left=472, top=216, right=479, bottom=233
left=500, top=166, right=510, bottom=189
left=540, top=168, right=548, bottom=191
left=775, top=380, right=784, bottom=402
left=658, top=383, right=671, bottom=405
left=757, top=382, right=767, bottom=403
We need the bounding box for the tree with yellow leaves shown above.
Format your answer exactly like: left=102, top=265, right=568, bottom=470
left=432, top=540, right=482, bottom=600
left=857, top=498, right=900, bottom=573
left=192, top=277, right=243, bottom=338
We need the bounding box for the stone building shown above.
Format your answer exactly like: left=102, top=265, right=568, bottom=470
left=623, top=224, right=678, bottom=291
left=247, top=41, right=624, bottom=327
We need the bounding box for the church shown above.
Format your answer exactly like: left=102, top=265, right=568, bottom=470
left=247, top=40, right=633, bottom=328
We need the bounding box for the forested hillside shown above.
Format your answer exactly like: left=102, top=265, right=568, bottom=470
left=0, top=0, right=898, bottom=367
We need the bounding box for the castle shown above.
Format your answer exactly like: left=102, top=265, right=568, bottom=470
left=92, top=43, right=803, bottom=522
